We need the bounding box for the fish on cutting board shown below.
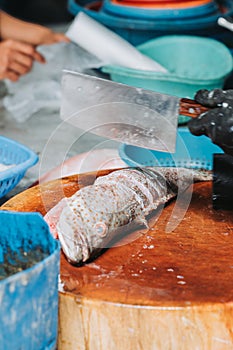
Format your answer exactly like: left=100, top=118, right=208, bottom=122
left=45, top=167, right=212, bottom=265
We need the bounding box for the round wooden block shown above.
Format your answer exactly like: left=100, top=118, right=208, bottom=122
left=2, top=169, right=233, bottom=350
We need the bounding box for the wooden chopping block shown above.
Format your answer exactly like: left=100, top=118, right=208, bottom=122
left=2, top=169, right=233, bottom=350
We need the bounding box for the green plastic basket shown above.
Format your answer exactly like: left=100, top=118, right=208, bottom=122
left=103, top=35, right=233, bottom=124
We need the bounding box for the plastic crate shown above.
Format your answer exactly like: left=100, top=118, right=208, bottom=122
left=0, top=136, right=38, bottom=197
left=119, top=127, right=224, bottom=170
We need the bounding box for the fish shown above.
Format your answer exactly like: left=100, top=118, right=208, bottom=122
left=53, top=167, right=212, bottom=265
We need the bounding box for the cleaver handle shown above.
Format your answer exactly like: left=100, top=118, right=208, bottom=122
left=179, top=98, right=209, bottom=118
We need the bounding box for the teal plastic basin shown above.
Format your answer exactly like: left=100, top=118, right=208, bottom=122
left=102, top=35, right=233, bottom=123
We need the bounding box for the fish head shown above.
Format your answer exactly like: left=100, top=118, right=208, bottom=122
left=56, top=204, right=91, bottom=264
left=56, top=198, right=111, bottom=265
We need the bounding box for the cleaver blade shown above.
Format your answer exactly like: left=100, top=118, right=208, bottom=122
left=60, top=70, right=208, bottom=153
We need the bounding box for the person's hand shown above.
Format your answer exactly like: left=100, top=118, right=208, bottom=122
left=188, top=89, right=233, bottom=155
left=0, top=39, right=45, bottom=81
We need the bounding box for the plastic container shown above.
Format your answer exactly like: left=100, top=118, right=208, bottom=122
left=103, top=35, right=233, bottom=95
left=119, top=127, right=223, bottom=170
left=0, top=211, right=60, bottom=350
left=0, top=136, right=38, bottom=198
left=102, top=0, right=218, bottom=20
left=118, top=0, right=213, bottom=5
left=103, top=35, right=233, bottom=123
left=67, top=0, right=233, bottom=45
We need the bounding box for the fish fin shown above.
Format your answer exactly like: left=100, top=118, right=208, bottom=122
left=134, top=216, right=149, bottom=229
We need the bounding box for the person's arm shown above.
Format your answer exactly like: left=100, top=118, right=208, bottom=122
left=0, top=11, right=70, bottom=81
left=188, top=89, right=233, bottom=155
left=0, top=11, right=69, bottom=45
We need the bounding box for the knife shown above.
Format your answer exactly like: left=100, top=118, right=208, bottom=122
left=60, top=70, right=208, bottom=153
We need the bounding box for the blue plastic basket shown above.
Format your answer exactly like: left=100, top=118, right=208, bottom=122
left=68, top=0, right=233, bottom=45
left=119, top=127, right=224, bottom=170
left=0, top=212, right=60, bottom=350
left=0, top=136, right=38, bottom=197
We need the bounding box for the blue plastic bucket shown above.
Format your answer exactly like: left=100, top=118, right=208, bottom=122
left=67, top=0, right=233, bottom=45
left=102, top=0, right=218, bottom=20
left=119, top=127, right=223, bottom=170
left=0, top=212, right=60, bottom=350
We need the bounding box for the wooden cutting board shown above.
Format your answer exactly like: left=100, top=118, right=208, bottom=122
left=2, top=169, right=233, bottom=350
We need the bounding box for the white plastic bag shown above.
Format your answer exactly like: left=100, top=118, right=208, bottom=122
left=3, top=42, right=103, bottom=123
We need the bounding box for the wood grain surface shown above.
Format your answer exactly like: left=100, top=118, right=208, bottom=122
left=2, top=169, right=233, bottom=350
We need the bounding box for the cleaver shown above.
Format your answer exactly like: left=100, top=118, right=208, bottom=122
left=60, top=70, right=208, bottom=153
